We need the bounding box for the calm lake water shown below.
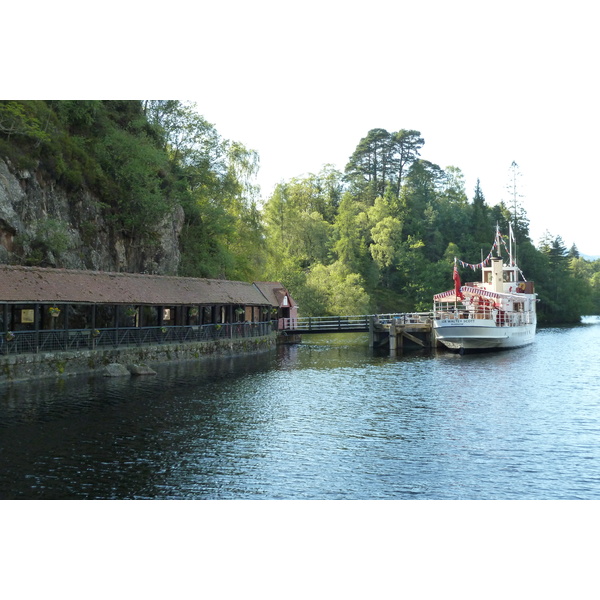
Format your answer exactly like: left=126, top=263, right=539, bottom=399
left=1, top=318, right=599, bottom=500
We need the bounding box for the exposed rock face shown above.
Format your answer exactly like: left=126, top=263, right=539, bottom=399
left=0, top=158, right=184, bottom=274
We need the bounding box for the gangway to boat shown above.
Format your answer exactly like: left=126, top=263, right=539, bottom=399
left=278, top=313, right=436, bottom=350
left=280, top=313, right=400, bottom=333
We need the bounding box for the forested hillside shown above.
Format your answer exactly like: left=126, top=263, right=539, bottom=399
left=1, top=100, right=598, bottom=323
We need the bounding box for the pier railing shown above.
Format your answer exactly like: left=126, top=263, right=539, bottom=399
left=1, top=321, right=274, bottom=356
left=279, top=312, right=433, bottom=333
left=1, top=313, right=439, bottom=356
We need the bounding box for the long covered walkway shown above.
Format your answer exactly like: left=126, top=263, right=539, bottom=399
left=1, top=265, right=291, bottom=356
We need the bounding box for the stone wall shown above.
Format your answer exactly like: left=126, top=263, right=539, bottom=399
left=0, top=335, right=276, bottom=383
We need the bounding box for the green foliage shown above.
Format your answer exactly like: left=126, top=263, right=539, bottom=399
left=590, top=268, right=600, bottom=315
left=95, top=126, right=171, bottom=236
left=15, top=218, right=74, bottom=266
left=1, top=105, right=596, bottom=322
left=304, top=262, right=372, bottom=316
left=345, top=128, right=424, bottom=201
left=1, top=100, right=264, bottom=279
left=0, top=101, right=51, bottom=143
left=533, top=233, right=593, bottom=323
left=263, top=129, right=596, bottom=322
left=145, top=100, right=264, bottom=279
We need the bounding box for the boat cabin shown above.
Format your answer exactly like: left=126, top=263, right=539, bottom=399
left=480, top=257, right=535, bottom=295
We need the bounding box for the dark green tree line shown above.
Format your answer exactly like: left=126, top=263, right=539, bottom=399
left=262, top=129, right=597, bottom=323
left=1, top=102, right=596, bottom=322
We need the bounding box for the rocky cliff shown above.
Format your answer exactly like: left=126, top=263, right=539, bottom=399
left=0, top=157, right=184, bottom=274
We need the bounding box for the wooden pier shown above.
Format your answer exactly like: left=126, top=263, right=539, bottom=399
left=369, top=313, right=437, bottom=351
left=279, top=313, right=438, bottom=352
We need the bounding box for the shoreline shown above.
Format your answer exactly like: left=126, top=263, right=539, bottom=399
left=0, top=334, right=278, bottom=384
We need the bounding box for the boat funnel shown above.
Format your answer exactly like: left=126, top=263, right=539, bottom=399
left=491, top=256, right=504, bottom=293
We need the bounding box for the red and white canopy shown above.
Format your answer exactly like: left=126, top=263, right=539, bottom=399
left=434, top=286, right=514, bottom=302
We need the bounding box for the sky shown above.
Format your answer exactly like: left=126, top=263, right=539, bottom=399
left=4, top=0, right=595, bottom=584
left=7, top=0, right=600, bottom=256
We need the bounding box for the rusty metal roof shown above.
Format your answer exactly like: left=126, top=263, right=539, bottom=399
left=0, top=265, right=273, bottom=306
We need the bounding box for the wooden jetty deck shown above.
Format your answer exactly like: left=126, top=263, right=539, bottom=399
left=279, top=313, right=438, bottom=351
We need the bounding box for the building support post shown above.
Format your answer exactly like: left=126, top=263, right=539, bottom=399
left=114, top=305, right=119, bottom=348
left=92, top=305, right=97, bottom=349
left=34, top=303, right=40, bottom=353
left=64, top=304, right=69, bottom=351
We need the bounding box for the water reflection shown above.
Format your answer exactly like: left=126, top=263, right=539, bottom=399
left=1, top=324, right=600, bottom=499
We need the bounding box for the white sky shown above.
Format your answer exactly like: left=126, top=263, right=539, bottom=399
left=7, top=0, right=600, bottom=255
left=4, top=0, right=594, bottom=582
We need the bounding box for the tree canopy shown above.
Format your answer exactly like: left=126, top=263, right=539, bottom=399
left=1, top=100, right=598, bottom=323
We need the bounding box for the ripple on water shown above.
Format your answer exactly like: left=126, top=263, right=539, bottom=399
left=1, top=325, right=600, bottom=499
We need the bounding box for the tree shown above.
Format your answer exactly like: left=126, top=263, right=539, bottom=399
left=305, top=262, right=372, bottom=316
left=590, top=268, right=600, bottom=315
left=370, top=216, right=403, bottom=270
left=96, top=126, right=172, bottom=238
left=140, top=101, right=264, bottom=279
left=401, top=159, right=445, bottom=242
left=471, top=178, right=490, bottom=242
left=344, top=128, right=424, bottom=202
left=537, top=232, right=583, bottom=322
left=262, top=176, right=335, bottom=275
left=389, top=129, right=425, bottom=196
left=344, top=128, right=393, bottom=201
left=568, top=243, right=580, bottom=259
left=0, top=101, right=50, bottom=143
left=332, top=192, right=370, bottom=275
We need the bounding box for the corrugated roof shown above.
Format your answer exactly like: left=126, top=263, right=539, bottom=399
left=0, top=265, right=272, bottom=306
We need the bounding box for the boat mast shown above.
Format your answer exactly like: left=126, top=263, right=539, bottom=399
left=495, top=223, right=502, bottom=258
left=509, top=222, right=513, bottom=266
left=480, top=248, right=484, bottom=283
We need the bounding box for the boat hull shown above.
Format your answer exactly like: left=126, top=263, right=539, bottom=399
left=433, top=320, right=536, bottom=351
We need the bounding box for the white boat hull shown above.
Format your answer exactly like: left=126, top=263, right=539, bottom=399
left=433, top=320, right=536, bottom=351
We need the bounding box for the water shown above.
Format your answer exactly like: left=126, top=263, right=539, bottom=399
left=1, top=318, right=599, bottom=499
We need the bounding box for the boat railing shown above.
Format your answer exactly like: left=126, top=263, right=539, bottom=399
left=434, top=307, right=534, bottom=327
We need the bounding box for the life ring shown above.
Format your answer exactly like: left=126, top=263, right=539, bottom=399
left=517, top=282, right=526, bottom=293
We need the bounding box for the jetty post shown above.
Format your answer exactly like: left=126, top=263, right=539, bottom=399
left=369, top=313, right=438, bottom=353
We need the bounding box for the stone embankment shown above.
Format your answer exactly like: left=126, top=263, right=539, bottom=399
left=1, top=335, right=275, bottom=383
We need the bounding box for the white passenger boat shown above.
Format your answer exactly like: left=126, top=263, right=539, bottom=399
left=433, top=226, right=537, bottom=352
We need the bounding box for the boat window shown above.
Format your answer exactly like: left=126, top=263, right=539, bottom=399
left=503, top=270, right=515, bottom=282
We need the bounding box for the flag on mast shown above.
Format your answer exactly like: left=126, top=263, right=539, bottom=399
left=453, top=258, right=464, bottom=299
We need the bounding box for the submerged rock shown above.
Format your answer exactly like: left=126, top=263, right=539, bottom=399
left=127, top=364, right=157, bottom=376
left=103, top=363, right=130, bottom=377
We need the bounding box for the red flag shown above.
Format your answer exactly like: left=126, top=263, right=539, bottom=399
left=453, top=264, right=464, bottom=299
